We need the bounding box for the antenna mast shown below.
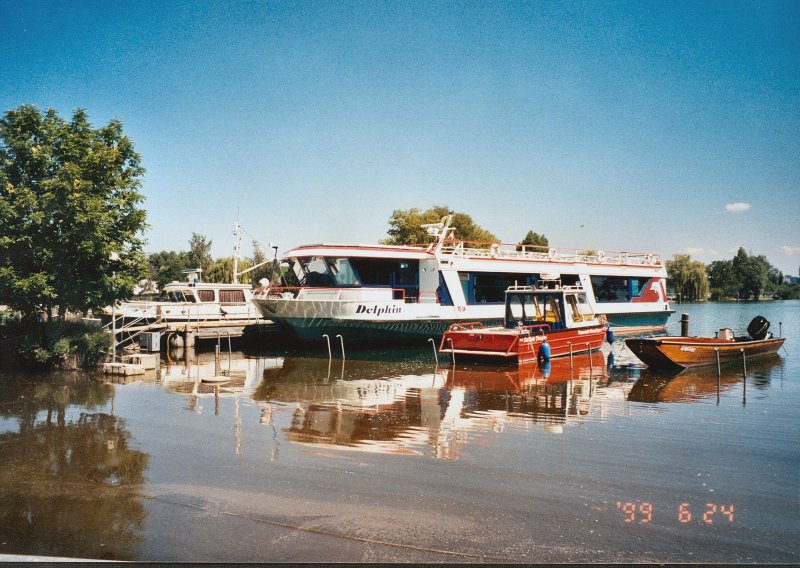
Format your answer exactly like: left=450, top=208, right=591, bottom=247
left=232, top=220, right=241, bottom=284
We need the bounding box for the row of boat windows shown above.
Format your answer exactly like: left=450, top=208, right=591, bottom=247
left=165, top=289, right=247, bottom=303
left=288, top=256, right=655, bottom=305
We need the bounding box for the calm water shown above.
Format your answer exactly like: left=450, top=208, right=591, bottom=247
left=0, top=301, right=797, bottom=562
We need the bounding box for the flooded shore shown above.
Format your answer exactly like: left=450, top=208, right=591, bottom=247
left=0, top=301, right=797, bottom=562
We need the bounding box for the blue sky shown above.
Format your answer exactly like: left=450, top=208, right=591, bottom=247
left=2, top=0, right=799, bottom=275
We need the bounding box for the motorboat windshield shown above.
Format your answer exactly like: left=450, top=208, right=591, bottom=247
left=505, top=289, right=563, bottom=329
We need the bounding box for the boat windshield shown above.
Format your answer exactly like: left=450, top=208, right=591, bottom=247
left=565, top=293, right=594, bottom=322
left=505, top=291, right=562, bottom=328
left=295, top=257, right=360, bottom=287
left=166, top=290, right=196, bottom=303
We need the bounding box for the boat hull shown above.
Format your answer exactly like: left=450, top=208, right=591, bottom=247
left=441, top=324, right=608, bottom=365
left=625, top=336, right=786, bottom=370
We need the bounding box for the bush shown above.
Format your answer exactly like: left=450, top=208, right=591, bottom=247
left=0, top=319, right=112, bottom=371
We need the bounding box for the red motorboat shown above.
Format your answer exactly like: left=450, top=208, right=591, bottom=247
left=439, top=285, right=611, bottom=364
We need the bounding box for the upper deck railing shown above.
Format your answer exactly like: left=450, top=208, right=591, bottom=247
left=437, top=240, right=663, bottom=267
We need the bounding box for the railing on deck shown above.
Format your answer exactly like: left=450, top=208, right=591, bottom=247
left=438, top=240, right=662, bottom=266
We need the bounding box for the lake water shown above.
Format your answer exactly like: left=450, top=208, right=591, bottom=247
left=0, top=301, right=797, bottom=562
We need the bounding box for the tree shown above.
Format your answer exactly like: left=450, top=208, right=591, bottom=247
left=147, top=250, right=192, bottom=289
left=517, top=230, right=549, bottom=251
left=707, top=259, right=738, bottom=300
left=248, top=241, right=274, bottom=286
left=666, top=254, right=709, bottom=301
left=187, top=233, right=213, bottom=274
left=206, top=256, right=251, bottom=284
left=381, top=205, right=498, bottom=245
left=0, top=105, right=147, bottom=320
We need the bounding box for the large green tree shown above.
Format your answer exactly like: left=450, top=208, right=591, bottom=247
left=666, top=254, right=709, bottom=301
left=381, top=205, right=497, bottom=245
left=187, top=232, right=213, bottom=274
left=0, top=105, right=147, bottom=320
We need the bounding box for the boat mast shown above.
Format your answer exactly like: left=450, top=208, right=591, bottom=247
left=232, top=220, right=241, bottom=284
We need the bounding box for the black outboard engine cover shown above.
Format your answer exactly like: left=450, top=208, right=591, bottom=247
left=747, top=316, right=770, bottom=340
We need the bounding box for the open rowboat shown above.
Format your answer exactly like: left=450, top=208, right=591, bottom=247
left=625, top=316, right=785, bottom=371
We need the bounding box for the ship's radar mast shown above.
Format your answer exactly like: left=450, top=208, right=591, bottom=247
left=422, top=214, right=455, bottom=253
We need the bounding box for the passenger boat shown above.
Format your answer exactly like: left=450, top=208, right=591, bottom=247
left=252, top=216, right=672, bottom=345
left=100, top=268, right=263, bottom=329
left=625, top=316, right=785, bottom=371
left=439, top=284, right=610, bottom=364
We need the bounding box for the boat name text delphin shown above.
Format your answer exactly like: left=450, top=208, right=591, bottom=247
left=355, top=304, right=403, bottom=316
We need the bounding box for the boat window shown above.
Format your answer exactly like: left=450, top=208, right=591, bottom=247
left=630, top=277, right=652, bottom=297
left=437, top=273, right=453, bottom=306
left=299, top=257, right=335, bottom=287
left=167, top=290, right=194, bottom=302
left=197, top=289, right=215, bottom=302
left=348, top=258, right=419, bottom=293
left=565, top=294, right=582, bottom=322
left=591, top=276, right=630, bottom=302
left=577, top=293, right=594, bottom=319
left=471, top=273, right=530, bottom=304
left=220, top=289, right=246, bottom=303
left=506, top=293, right=539, bottom=327
left=536, top=295, right=562, bottom=325
left=325, top=258, right=360, bottom=287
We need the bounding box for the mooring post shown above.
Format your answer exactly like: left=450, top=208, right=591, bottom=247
left=322, top=334, right=332, bottom=362
left=565, top=342, right=571, bottom=370
left=587, top=343, right=592, bottom=372
left=428, top=338, right=439, bottom=368
left=714, top=347, right=722, bottom=406
left=215, top=344, right=221, bottom=376
left=680, top=313, right=690, bottom=336
left=741, top=348, right=747, bottom=406
left=447, top=338, right=455, bottom=366
left=740, top=348, right=747, bottom=376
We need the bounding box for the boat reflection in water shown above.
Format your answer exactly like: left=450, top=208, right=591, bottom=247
left=627, top=353, right=782, bottom=404
left=252, top=350, right=623, bottom=458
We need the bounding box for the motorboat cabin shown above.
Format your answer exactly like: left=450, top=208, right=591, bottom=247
left=439, top=285, right=610, bottom=364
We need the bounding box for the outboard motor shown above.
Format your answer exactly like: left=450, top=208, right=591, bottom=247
left=747, top=316, right=770, bottom=340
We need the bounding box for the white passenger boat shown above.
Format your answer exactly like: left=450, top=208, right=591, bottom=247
left=252, top=216, right=673, bottom=344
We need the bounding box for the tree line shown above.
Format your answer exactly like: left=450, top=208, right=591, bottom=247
left=666, top=248, right=796, bottom=301
left=146, top=233, right=276, bottom=290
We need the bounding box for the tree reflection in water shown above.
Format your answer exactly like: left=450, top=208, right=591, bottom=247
left=0, top=375, right=148, bottom=560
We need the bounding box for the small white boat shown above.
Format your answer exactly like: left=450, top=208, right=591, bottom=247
left=101, top=268, right=263, bottom=329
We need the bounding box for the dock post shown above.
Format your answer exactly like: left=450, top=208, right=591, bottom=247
left=715, top=348, right=721, bottom=405
left=568, top=342, right=573, bottom=371
left=183, top=325, right=196, bottom=348
left=741, top=348, right=747, bottom=406
left=215, top=345, right=221, bottom=376
left=587, top=343, right=592, bottom=373
left=447, top=338, right=455, bottom=366
left=680, top=313, right=690, bottom=336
